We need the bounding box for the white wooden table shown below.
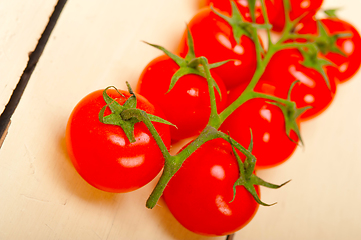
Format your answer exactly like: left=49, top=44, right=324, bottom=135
left=1, top=0, right=360, bottom=239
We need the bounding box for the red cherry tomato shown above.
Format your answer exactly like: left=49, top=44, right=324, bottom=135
left=163, top=138, right=259, bottom=236
left=204, top=0, right=278, bottom=24
left=66, top=89, right=171, bottom=193
left=261, top=48, right=337, bottom=120
left=297, top=17, right=361, bottom=83
left=220, top=82, right=299, bottom=169
left=178, top=7, right=258, bottom=89
left=136, top=55, right=227, bottom=141
left=271, top=0, right=323, bottom=32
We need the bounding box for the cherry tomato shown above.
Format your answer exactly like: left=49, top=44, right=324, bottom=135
left=66, top=89, right=171, bottom=193
left=220, top=82, right=299, bottom=169
left=296, top=17, right=361, bottom=83
left=136, top=54, right=227, bottom=141
left=271, top=0, right=323, bottom=32
left=178, top=7, right=258, bottom=89
left=163, top=138, right=259, bottom=236
left=261, top=48, right=337, bottom=120
left=204, top=0, right=278, bottom=24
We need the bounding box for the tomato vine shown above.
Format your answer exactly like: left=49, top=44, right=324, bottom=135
left=66, top=0, right=361, bottom=236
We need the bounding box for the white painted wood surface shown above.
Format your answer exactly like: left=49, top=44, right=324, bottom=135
left=0, top=0, right=58, bottom=115
left=235, top=1, right=361, bottom=239
left=0, top=0, right=360, bottom=239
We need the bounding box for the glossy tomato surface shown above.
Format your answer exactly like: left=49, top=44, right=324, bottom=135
left=205, top=0, right=278, bottom=24
left=163, top=139, right=259, bottom=236
left=261, top=48, right=337, bottom=120
left=220, top=83, right=299, bottom=169
left=271, top=0, right=323, bottom=32
left=297, top=17, right=361, bottom=83
left=66, top=89, right=171, bottom=193
left=178, top=7, right=258, bottom=89
left=137, top=54, right=227, bottom=141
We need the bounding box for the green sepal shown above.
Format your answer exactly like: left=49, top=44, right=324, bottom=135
left=144, top=30, right=227, bottom=101
left=251, top=174, right=291, bottom=189
left=101, top=86, right=125, bottom=114
left=298, top=43, right=334, bottom=89
left=123, top=82, right=137, bottom=109
left=142, top=41, right=186, bottom=67
left=230, top=144, right=289, bottom=206
left=247, top=0, right=257, bottom=23
left=194, top=57, right=223, bottom=101
left=243, top=129, right=255, bottom=178
left=147, top=114, right=177, bottom=129
left=314, top=20, right=350, bottom=57
left=168, top=67, right=203, bottom=93
left=211, top=2, right=253, bottom=44
left=267, top=81, right=310, bottom=146
left=269, top=101, right=309, bottom=146
left=209, top=60, right=233, bottom=69
left=184, top=26, right=196, bottom=62
left=324, top=8, right=341, bottom=18
left=98, top=84, right=176, bottom=143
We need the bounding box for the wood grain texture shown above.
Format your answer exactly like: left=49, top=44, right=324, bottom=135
left=0, top=121, right=10, bottom=148
left=235, top=0, right=361, bottom=239
left=0, top=0, right=224, bottom=239
left=0, top=0, right=58, bottom=115
left=0, top=0, right=360, bottom=239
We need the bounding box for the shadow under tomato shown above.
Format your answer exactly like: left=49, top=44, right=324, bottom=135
left=59, top=135, right=123, bottom=205
left=150, top=196, right=227, bottom=240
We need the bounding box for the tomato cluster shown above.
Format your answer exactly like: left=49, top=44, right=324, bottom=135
left=65, top=0, right=360, bottom=237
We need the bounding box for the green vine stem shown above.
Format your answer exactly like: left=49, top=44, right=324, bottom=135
left=100, top=0, right=323, bottom=210
left=144, top=0, right=307, bottom=209
left=145, top=126, right=256, bottom=209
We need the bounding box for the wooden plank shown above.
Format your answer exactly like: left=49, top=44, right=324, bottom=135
left=0, top=121, right=10, bottom=148
left=0, top=0, right=59, bottom=115
left=0, top=0, right=224, bottom=239
left=234, top=0, right=361, bottom=239
left=0, top=0, right=360, bottom=239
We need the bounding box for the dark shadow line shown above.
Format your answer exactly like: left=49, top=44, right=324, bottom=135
left=227, top=233, right=235, bottom=240
left=0, top=0, right=68, bottom=142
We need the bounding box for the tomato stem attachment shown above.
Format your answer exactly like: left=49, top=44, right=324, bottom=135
left=146, top=126, right=255, bottom=209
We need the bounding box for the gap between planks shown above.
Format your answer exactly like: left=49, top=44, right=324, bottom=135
left=0, top=1, right=235, bottom=239
left=0, top=0, right=68, bottom=147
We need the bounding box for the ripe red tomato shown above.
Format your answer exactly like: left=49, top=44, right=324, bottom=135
left=163, top=138, right=259, bottom=236
left=261, top=48, right=337, bottom=120
left=66, top=89, right=171, bottom=193
left=204, top=0, right=278, bottom=24
left=296, top=17, right=361, bottom=83
left=136, top=54, right=227, bottom=141
left=177, top=7, right=258, bottom=89
left=271, top=0, right=323, bottom=32
left=219, top=82, right=299, bottom=169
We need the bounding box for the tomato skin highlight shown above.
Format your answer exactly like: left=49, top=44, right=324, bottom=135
left=261, top=48, right=337, bottom=121
left=178, top=7, right=258, bottom=89
left=66, top=89, right=171, bottom=193
left=204, top=0, right=278, bottom=24
left=271, top=0, right=323, bottom=32
left=163, top=139, right=259, bottom=236
left=220, top=82, right=299, bottom=169
left=137, top=54, right=227, bottom=141
left=297, top=18, right=361, bottom=83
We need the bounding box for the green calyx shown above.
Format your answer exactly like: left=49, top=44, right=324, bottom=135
left=211, top=1, right=272, bottom=45
left=297, top=43, right=333, bottom=89
left=229, top=134, right=290, bottom=206
left=143, top=27, right=226, bottom=99
left=313, top=20, right=351, bottom=57
left=98, top=83, right=175, bottom=143
left=324, top=8, right=341, bottom=18
left=268, top=81, right=311, bottom=146
left=144, top=26, right=231, bottom=127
